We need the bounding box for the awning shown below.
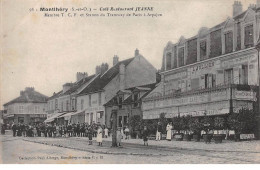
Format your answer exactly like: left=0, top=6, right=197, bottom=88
left=57, top=112, right=76, bottom=120
left=44, top=112, right=65, bottom=123
left=71, top=110, right=85, bottom=116
left=3, top=114, right=14, bottom=118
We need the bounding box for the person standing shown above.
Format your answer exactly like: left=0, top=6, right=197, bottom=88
left=88, top=126, right=93, bottom=145
left=156, top=122, right=162, bottom=141
left=143, top=126, right=149, bottom=146
left=117, top=127, right=122, bottom=146
left=124, top=126, right=130, bottom=140
left=96, top=126, right=103, bottom=146
left=12, top=123, right=17, bottom=137
left=104, top=127, right=109, bottom=138
left=166, top=122, right=173, bottom=141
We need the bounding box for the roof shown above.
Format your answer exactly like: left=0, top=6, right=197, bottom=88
left=79, top=57, right=134, bottom=95
left=4, top=88, right=48, bottom=106
left=61, top=74, right=95, bottom=96
left=104, top=83, right=157, bottom=107
left=48, top=90, right=63, bottom=100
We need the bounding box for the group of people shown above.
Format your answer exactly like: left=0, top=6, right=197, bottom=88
left=10, top=122, right=111, bottom=139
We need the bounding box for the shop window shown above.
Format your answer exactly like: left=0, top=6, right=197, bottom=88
left=204, top=74, right=216, bottom=88
left=90, top=113, right=93, bottom=124
left=18, top=117, right=24, bottom=123
left=200, top=40, right=207, bottom=60
left=225, top=31, right=233, bottom=54
left=224, top=69, right=233, bottom=85
left=71, top=98, right=75, bottom=111
left=123, top=116, right=128, bottom=127
left=118, top=116, right=122, bottom=127
left=178, top=47, right=184, bottom=67
left=244, top=24, right=254, bottom=48
left=166, top=53, right=172, bottom=70
left=97, top=111, right=103, bottom=119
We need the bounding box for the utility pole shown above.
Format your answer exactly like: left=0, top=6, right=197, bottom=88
left=111, top=106, right=118, bottom=147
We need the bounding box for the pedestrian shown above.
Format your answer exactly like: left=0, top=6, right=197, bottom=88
left=124, top=126, right=130, bottom=140
left=143, top=126, right=149, bottom=146
left=156, top=122, right=162, bottom=141
left=166, top=122, right=173, bottom=141
left=104, top=126, right=109, bottom=138
left=33, top=125, right=37, bottom=137
left=21, top=123, right=25, bottom=137
left=117, top=127, right=122, bottom=146
left=96, top=126, right=103, bottom=146
left=76, top=122, right=80, bottom=137
left=88, top=126, right=93, bottom=145
left=12, top=123, right=17, bottom=137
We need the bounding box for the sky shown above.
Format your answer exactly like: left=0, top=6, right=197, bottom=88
left=0, top=0, right=257, bottom=109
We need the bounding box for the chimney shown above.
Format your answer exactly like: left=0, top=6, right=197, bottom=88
left=63, top=83, right=73, bottom=93
left=257, top=0, right=260, bottom=8
left=76, top=72, right=88, bottom=81
left=25, top=87, right=34, bottom=91
left=233, top=1, right=242, bottom=17
left=20, top=91, right=24, bottom=96
left=96, top=65, right=101, bottom=75
left=135, top=48, right=139, bottom=57
left=248, top=3, right=256, bottom=9
left=119, top=63, right=126, bottom=90
left=113, top=55, right=119, bottom=66
left=100, top=63, right=109, bottom=75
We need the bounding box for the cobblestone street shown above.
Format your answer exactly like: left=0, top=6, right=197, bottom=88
left=1, top=133, right=259, bottom=164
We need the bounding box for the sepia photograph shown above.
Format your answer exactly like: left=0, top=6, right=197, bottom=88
left=1, top=0, right=260, bottom=164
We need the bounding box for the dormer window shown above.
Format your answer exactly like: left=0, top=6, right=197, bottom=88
left=118, top=95, right=123, bottom=109
left=244, top=24, right=254, bottom=48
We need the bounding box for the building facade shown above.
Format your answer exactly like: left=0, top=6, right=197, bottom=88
left=143, top=2, right=259, bottom=120
left=3, top=87, right=48, bottom=125
left=77, top=49, right=157, bottom=126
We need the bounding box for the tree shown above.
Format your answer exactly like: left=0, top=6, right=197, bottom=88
left=214, top=117, right=225, bottom=130
left=189, top=117, right=202, bottom=135
left=158, top=113, right=168, bottom=134
left=201, top=114, right=214, bottom=133
left=227, top=109, right=257, bottom=134
left=172, top=116, right=185, bottom=134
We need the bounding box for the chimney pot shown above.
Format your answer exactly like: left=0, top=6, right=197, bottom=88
left=233, top=1, right=243, bottom=17
left=135, top=48, right=139, bottom=57
left=113, top=55, right=119, bottom=66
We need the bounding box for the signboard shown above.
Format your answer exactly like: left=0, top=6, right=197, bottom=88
left=191, top=61, right=215, bottom=76
left=240, top=134, right=255, bottom=140
left=234, top=90, right=256, bottom=101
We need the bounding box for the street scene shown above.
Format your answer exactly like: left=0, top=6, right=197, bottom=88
left=2, top=0, right=260, bottom=164
left=1, top=131, right=260, bottom=164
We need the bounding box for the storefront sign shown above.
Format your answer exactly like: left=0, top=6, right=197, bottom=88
left=240, top=134, right=255, bottom=140
left=191, top=61, right=215, bottom=75
left=234, top=91, right=256, bottom=101
left=165, top=71, right=187, bottom=81
left=221, top=55, right=255, bottom=68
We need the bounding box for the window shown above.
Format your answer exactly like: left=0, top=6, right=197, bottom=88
left=187, top=38, right=197, bottom=65
left=244, top=24, right=254, bottom=48
left=34, top=106, right=40, bottom=113
left=241, top=65, right=248, bottom=85
left=89, top=95, right=91, bottom=107
left=166, top=53, right=172, bottom=70
left=81, top=99, right=84, bottom=110
left=224, top=69, right=233, bottom=85
left=173, top=46, right=177, bottom=68
left=225, top=31, right=233, bottom=54
left=61, top=101, right=63, bottom=112
left=237, top=22, right=241, bottom=50
left=118, top=95, right=123, bottom=109
left=98, top=92, right=102, bottom=106
left=200, top=41, right=207, bottom=60
left=123, top=116, right=128, bottom=127
left=71, top=98, right=75, bottom=111
left=178, top=47, right=184, bottom=67
left=55, top=99, right=58, bottom=110
left=210, top=29, right=222, bottom=58
left=19, top=106, right=24, bottom=113
left=133, top=93, right=139, bottom=107
left=205, top=74, right=216, bottom=88
left=118, top=116, right=122, bottom=127
left=66, top=100, right=69, bottom=111
left=90, top=113, right=93, bottom=124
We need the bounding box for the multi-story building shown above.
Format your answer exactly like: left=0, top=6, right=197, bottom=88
left=3, top=87, right=48, bottom=125
left=45, top=72, right=95, bottom=124
left=77, top=49, right=157, bottom=126
left=142, top=1, right=259, bottom=120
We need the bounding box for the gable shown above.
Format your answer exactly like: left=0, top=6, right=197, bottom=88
left=244, top=9, right=255, bottom=23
